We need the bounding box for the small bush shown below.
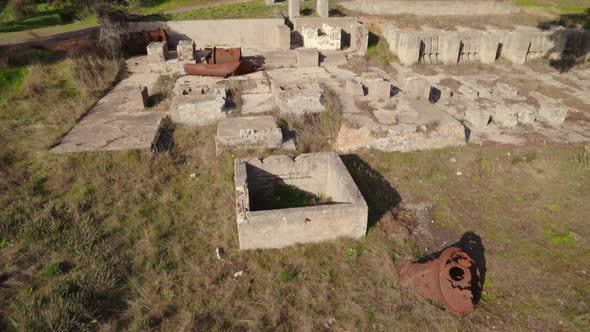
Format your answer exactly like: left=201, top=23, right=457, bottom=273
left=9, top=0, right=37, bottom=21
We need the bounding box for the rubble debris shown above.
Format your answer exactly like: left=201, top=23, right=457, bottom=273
left=398, top=244, right=483, bottom=315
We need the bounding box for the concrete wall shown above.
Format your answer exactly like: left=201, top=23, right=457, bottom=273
left=128, top=18, right=288, bottom=49
left=382, top=24, right=577, bottom=66
left=340, top=0, right=520, bottom=16
left=234, top=153, right=368, bottom=250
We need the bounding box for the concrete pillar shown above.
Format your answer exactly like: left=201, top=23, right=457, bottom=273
left=288, top=0, right=300, bottom=18
left=147, top=41, right=168, bottom=64
left=349, top=23, right=369, bottom=53
left=440, top=33, right=460, bottom=65
left=397, top=33, right=420, bottom=66
left=265, top=0, right=275, bottom=4
left=137, top=86, right=149, bottom=108
left=296, top=48, right=319, bottom=67
left=479, top=33, right=500, bottom=64
left=177, top=40, right=195, bottom=62
left=276, top=25, right=291, bottom=50
left=502, top=31, right=531, bottom=64
left=317, top=0, right=329, bottom=18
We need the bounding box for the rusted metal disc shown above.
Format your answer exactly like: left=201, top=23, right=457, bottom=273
left=398, top=246, right=481, bottom=315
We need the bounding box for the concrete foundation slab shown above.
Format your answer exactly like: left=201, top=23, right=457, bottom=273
left=216, top=116, right=283, bottom=153
left=51, top=72, right=164, bottom=153
left=276, top=83, right=325, bottom=116
left=234, top=152, right=368, bottom=250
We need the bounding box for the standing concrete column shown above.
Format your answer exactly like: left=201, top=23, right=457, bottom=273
left=397, top=33, right=420, bottom=66
left=317, top=0, right=329, bottom=17
left=440, top=33, right=460, bottom=65
left=288, top=0, right=300, bottom=18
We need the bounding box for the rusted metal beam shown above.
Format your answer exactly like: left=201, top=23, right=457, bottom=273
left=184, top=61, right=257, bottom=78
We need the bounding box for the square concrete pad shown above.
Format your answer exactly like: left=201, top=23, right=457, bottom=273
left=234, top=152, right=368, bottom=250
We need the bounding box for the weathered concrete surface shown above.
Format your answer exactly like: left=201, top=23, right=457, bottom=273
left=465, top=106, right=491, bottom=129
left=216, top=116, right=283, bottom=153
left=288, top=0, right=300, bottom=18
left=147, top=41, right=167, bottom=64
left=51, top=63, right=164, bottom=153
left=275, top=83, right=325, bottom=116
left=317, top=0, right=329, bottom=18
left=170, top=77, right=231, bottom=126
left=336, top=95, right=466, bottom=153
left=303, top=24, right=341, bottom=50
left=177, top=40, right=195, bottom=62
left=234, top=152, right=368, bottom=250
left=296, top=48, right=319, bottom=67
left=349, top=22, right=369, bottom=53
left=340, top=0, right=520, bottom=16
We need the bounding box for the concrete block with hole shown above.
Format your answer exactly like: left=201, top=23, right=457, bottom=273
left=296, top=48, right=319, bottom=67
left=216, top=116, right=283, bottom=154
left=147, top=42, right=168, bottom=64
left=234, top=152, right=368, bottom=250
left=177, top=40, right=195, bottom=62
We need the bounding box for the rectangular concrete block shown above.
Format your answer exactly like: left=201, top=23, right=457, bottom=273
left=177, top=40, right=195, bottom=62
left=234, top=152, right=368, bottom=250
left=296, top=48, right=319, bottom=67
left=479, top=33, right=501, bottom=64
left=216, top=116, right=283, bottom=153
left=345, top=79, right=365, bottom=98
left=440, top=33, right=460, bottom=65
left=137, top=86, right=149, bottom=108
left=288, top=0, right=300, bottom=18
left=397, top=33, right=420, bottom=66
left=277, top=82, right=324, bottom=116
left=317, top=0, right=329, bottom=18
left=276, top=25, right=291, bottom=50
left=147, top=41, right=168, bottom=64
left=367, top=79, right=391, bottom=99
left=503, top=31, right=532, bottom=64
left=349, top=23, right=369, bottom=53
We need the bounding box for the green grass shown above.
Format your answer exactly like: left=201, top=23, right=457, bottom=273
left=512, top=0, right=590, bottom=13
left=0, top=49, right=589, bottom=331
left=160, top=0, right=279, bottom=20
left=0, top=66, right=28, bottom=102
left=0, top=15, right=97, bottom=44
left=0, top=12, right=68, bottom=33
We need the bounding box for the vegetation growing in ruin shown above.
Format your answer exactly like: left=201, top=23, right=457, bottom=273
left=263, top=184, right=332, bottom=210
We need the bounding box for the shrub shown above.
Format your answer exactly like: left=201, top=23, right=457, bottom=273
left=9, top=0, right=37, bottom=21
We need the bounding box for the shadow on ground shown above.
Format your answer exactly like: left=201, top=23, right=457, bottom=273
left=340, top=154, right=402, bottom=228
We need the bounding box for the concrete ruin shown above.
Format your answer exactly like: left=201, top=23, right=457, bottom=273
left=216, top=116, right=283, bottom=153
left=303, top=24, right=342, bottom=50
left=275, top=82, right=325, bottom=116
left=177, top=40, right=195, bottom=62
left=381, top=24, right=580, bottom=66
left=340, top=0, right=520, bottom=16
left=296, top=48, right=319, bottom=67
left=317, top=0, right=329, bottom=18
left=234, top=152, right=368, bottom=250
left=170, top=77, right=231, bottom=126
left=293, top=17, right=369, bottom=53
left=288, top=0, right=300, bottom=18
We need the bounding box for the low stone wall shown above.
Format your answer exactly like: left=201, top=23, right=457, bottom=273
left=340, top=0, right=520, bottom=16
left=128, top=18, right=289, bottom=49
left=382, top=24, right=581, bottom=66
left=234, top=153, right=368, bottom=250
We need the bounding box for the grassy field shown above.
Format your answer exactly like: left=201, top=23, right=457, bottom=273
left=0, top=47, right=589, bottom=331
